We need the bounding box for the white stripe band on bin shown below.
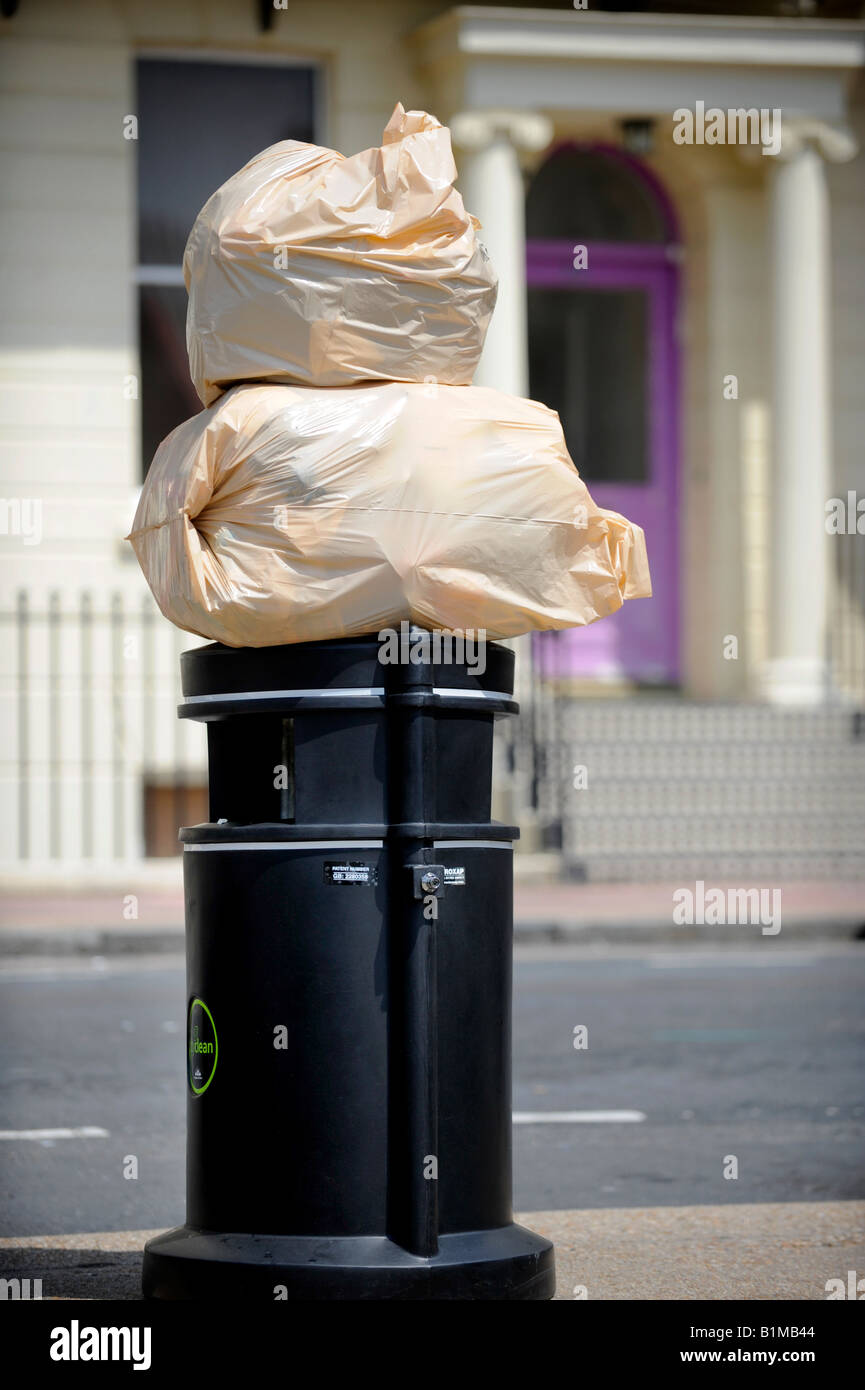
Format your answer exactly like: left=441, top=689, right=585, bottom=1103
left=513, top=1111, right=646, bottom=1124
left=180, top=687, right=512, bottom=707
left=184, top=840, right=385, bottom=852
left=433, top=840, right=512, bottom=850
left=431, top=688, right=512, bottom=701
left=181, top=687, right=386, bottom=705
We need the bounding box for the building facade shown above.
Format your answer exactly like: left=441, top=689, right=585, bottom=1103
left=1, top=2, right=864, bottom=881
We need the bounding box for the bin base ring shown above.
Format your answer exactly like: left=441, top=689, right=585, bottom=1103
left=142, top=1223, right=555, bottom=1301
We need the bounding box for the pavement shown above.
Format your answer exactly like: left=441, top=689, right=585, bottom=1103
left=0, top=875, right=862, bottom=954
left=2, top=1201, right=862, bottom=1300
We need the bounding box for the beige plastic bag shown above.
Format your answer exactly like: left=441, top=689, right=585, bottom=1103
left=184, top=104, right=498, bottom=405
left=129, top=382, right=651, bottom=648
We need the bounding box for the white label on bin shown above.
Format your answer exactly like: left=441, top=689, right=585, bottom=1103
left=444, top=867, right=466, bottom=885
left=324, top=862, right=378, bottom=886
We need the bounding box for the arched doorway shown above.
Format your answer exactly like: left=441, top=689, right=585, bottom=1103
left=527, top=143, right=680, bottom=685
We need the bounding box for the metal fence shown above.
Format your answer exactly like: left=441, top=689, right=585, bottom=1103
left=1, top=590, right=205, bottom=863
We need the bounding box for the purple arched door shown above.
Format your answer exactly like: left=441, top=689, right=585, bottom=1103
left=527, top=146, right=680, bottom=686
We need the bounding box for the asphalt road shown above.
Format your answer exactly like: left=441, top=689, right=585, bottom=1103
left=1, top=943, right=863, bottom=1237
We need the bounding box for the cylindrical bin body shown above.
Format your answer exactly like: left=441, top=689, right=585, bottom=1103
left=142, top=632, right=555, bottom=1299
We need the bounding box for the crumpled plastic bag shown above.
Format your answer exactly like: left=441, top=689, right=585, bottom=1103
left=131, top=104, right=651, bottom=645
left=183, top=103, right=498, bottom=405
left=128, top=382, right=651, bottom=648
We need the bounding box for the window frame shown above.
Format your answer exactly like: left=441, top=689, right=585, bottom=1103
left=132, top=49, right=324, bottom=472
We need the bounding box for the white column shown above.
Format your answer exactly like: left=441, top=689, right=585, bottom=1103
left=450, top=109, right=552, bottom=396
left=762, top=120, right=856, bottom=705
left=449, top=111, right=552, bottom=848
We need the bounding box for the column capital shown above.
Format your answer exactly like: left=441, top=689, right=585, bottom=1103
left=768, top=117, right=858, bottom=164
left=449, top=108, right=553, bottom=156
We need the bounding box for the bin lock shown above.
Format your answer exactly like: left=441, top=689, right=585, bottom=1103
left=409, top=865, right=446, bottom=900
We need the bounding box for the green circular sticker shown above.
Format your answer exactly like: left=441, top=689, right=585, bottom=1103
left=188, top=997, right=218, bottom=1096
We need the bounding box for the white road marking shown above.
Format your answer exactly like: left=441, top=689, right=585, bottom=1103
left=647, top=952, right=819, bottom=969
left=513, top=1110, right=646, bottom=1124
left=0, top=1127, right=109, bottom=1141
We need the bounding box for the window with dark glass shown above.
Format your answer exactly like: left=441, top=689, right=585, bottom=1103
left=526, top=145, right=672, bottom=485
left=528, top=287, right=648, bottom=484
left=136, top=59, right=317, bottom=473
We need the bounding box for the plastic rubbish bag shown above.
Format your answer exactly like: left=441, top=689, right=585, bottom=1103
left=131, top=104, right=651, bottom=645
left=129, top=381, right=651, bottom=648
left=183, top=103, right=498, bottom=405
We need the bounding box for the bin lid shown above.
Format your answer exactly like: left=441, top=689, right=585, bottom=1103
left=178, top=632, right=516, bottom=719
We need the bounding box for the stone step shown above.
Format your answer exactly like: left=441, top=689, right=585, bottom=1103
left=515, top=699, right=865, bottom=881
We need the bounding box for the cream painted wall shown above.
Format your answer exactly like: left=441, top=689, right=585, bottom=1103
left=0, top=27, right=137, bottom=602
left=826, top=70, right=865, bottom=702
left=702, top=170, right=771, bottom=700
left=644, top=146, right=715, bottom=701
left=828, top=71, right=865, bottom=500
left=634, top=145, right=772, bottom=703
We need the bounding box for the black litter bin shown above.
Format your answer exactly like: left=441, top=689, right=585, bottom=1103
left=142, top=631, right=555, bottom=1300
